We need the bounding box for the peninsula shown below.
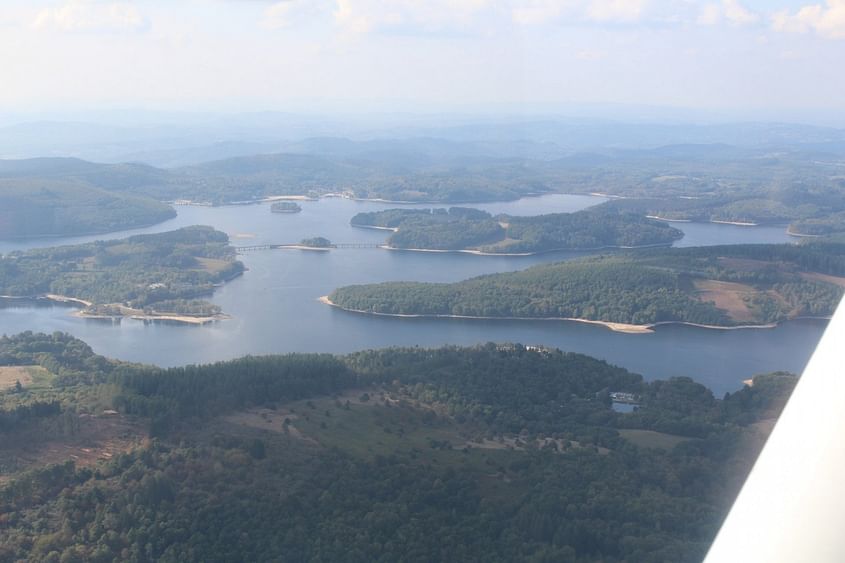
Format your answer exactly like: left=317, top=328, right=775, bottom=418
left=350, top=206, right=683, bottom=254
left=0, top=226, right=244, bottom=324
left=326, top=243, right=845, bottom=330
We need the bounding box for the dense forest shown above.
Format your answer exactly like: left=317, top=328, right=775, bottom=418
left=0, top=226, right=244, bottom=317
left=0, top=332, right=797, bottom=562
left=270, top=201, right=302, bottom=213
left=0, top=178, right=175, bottom=239
left=351, top=206, right=683, bottom=252
left=329, top=243, right=845, bottom=326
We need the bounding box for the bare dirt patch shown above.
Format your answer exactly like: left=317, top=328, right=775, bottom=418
left=0, top=414, right=146, bottom=483
left=0, top=366, right=34, bottom=390
left=693, top=279, right=757, bottom=322
left=618, top=429, right=692, bottom=449
left=224, top=407, right=316, bottom=443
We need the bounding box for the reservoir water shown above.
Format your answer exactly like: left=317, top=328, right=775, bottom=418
left=0, top=195, right=823, bottom=395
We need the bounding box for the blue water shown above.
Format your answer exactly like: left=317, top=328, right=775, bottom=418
left=0, top=194, right=824, bottom=395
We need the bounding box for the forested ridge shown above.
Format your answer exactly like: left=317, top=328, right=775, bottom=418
left=0, top=333, right=797, bottom=562
left=329, top=243, right=845, bottom=326
left=351, top=206, right=683, bottom=252
left=6, top=140, right=845, bottom=237
left=0, top=226, right=244, bottom=317
left=0, top=178, right=175, bottom=239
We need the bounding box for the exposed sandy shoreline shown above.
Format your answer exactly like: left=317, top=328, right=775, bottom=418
left=646, top=215, right=692, bottom=223
left=319, top=295, right=828, bottom=334
left=351, top=224, right=400, bottom=232
left=379, top=241, right=674, bottom=257
left=785, top=227, right=822, bottom=238
left=262, top=195, right=317, bottom=202
left=380, top=246, right=535, bottom=256
left=45, top=294, right=94, bottom=307
left=73, top=310, right=228, bottom=325
left=319, top=295, right=653, bottom=333
left=1, top=293, right=94, bottom=308
left=1, top=293, right=227, bottom=326
left=710, top=219, right=759, bottom=227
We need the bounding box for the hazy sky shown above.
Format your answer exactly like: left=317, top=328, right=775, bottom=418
left=1, top=0, right=844, bottom=119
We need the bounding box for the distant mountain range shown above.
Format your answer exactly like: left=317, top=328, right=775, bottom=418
left=1, top=117, right=843, bottom=166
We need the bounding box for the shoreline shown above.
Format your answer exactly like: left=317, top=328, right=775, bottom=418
left=318, top=296, right=829, bottom=334
left=1, top=293, right=229, bottom=326
left=646, top=215, right=692, bottom=223
left=73, top=310, right=229, bottom=325
left=379, top=241, right=675, bottom=257
left=785, top=226, right=822, bottom=238
left=709, top=219, right=759, bottom=227
left=1, top=293, right=93, bottom=308
left=262, top=195, right=317, bottom=202
left=318, top=296, right=652, bottom=334
left=350, top=224, right=399, bottom=232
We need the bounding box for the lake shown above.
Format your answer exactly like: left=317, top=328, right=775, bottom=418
left=0, top=194, right=825, bottom=395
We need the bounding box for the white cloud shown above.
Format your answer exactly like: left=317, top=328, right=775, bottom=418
left=32, top=0, right=147, bottom=33
left=772, top=1, right=845, bottom=39
left=262, top=1, right=294, bottom=29
left=511, top=0, right=647, bottom=26
left=697, top=4, right=721, bottom=25
left=333, top=0, right=491, bottom=34
left=722, top=0, right=758, bottom=25
left=697, top=0, right=758, bottom=27
left=585, top=0, right=646, bottom=23
left=512, top=0, right=573, bottom=25
left=576, top=48, right=606, bottom=59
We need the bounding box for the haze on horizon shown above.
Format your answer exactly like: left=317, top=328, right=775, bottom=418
left=1, top=0, right=844, bottom=126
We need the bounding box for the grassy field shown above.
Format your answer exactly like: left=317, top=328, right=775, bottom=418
left=693, top=280, right=757, bottom=322
left=618, top=429, right=693, bottom=450
left=0, top=365, right=52, bottom=391
left=196, top=257, right=234, bottom=274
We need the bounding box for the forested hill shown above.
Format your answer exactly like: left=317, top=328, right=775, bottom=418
left=5, top=140, right=845, bottom=238
left=329, top=243, right=845, bottom=327
left=0, top=332, right=797, bottom=562
left=0, top=226, right=244, bottom=318
left=351, top=206, right=683, bottom=253
left=0, top=178, right=175, bottom=239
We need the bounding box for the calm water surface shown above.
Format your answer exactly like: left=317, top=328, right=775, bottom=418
left=0, top=195, right=825, bottom=395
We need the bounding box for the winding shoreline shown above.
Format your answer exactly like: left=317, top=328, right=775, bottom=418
left=318, top=296, right=829, bottom=334
left=710, top=219, right=759, bottom=227
left=646, top=215, right=692, bottom=223
left=1, top=293, right=93, bottom=308
left=785, top=226, right=822, bottom=238
left=351, top=224, right=400, bottom=232
left=73, top=310, right=229, bottom=325
left=378, top=241, right=676, bottom=257
left=1, top=294, right=228, bottom=326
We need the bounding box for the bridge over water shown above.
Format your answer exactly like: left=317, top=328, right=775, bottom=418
left=236, top=243, right=382, bottom=252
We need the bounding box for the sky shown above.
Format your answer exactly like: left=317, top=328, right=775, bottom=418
left=0, top=0, right=844, bottom=123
